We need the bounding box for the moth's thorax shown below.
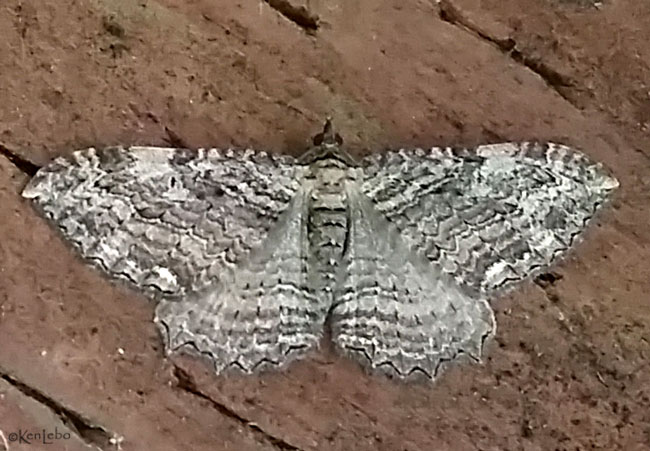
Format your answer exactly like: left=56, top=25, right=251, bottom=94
left=304, top=156, right=358, bottom=298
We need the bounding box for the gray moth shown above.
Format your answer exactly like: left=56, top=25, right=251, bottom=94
left=22, top=120, right=618, bottom=380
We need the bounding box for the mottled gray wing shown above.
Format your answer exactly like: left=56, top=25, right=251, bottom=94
left=23, top=146, right=328, bottom=372
left=360, top=142, right=618, bottom=296
left=156, top=190, right=329, bottom=373
left=331, top=190, right=494, bottom=379
left=22, top=146, right=303, bottom=299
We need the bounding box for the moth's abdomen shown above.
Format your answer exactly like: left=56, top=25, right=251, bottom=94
left=305, top=159, right=355, bottom=299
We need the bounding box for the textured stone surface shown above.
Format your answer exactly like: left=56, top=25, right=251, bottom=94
left=1, top=0, right=649, bottom=449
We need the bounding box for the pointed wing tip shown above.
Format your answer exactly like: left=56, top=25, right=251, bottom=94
left=21, top=184, right=40, bottom=199
left=20, top=152, right=77, bottom=201
left=587, top=164, right=619, bottom=198
left=21, top=172, right=48, bottom=200
left=601, top=174, right=620, bottom=191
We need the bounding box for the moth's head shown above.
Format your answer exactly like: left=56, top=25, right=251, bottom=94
left=312, top=117, right=343, bottom=147
left=299, top=118, right=358, bottom=166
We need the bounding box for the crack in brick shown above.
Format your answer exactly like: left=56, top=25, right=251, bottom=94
left=172, top=365, right=302, bottom=451
left=0, top=370, right=116, bottom=450
left=0, top=144, right=40, bottom=176
left=163, top=126, right=191, bottom=149
left=436, top=0, right=578, bottom=107
left=263, top=0, right=319, bottom=34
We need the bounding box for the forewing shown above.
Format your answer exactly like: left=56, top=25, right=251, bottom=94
left=22, top=146, right=303, bottom=299
left=331, top=191, right=494, bottom=379
left=360, top=142, right=618, bottom=295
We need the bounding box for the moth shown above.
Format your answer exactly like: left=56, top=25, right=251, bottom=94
left=22, top=120, right=618, bottom=379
